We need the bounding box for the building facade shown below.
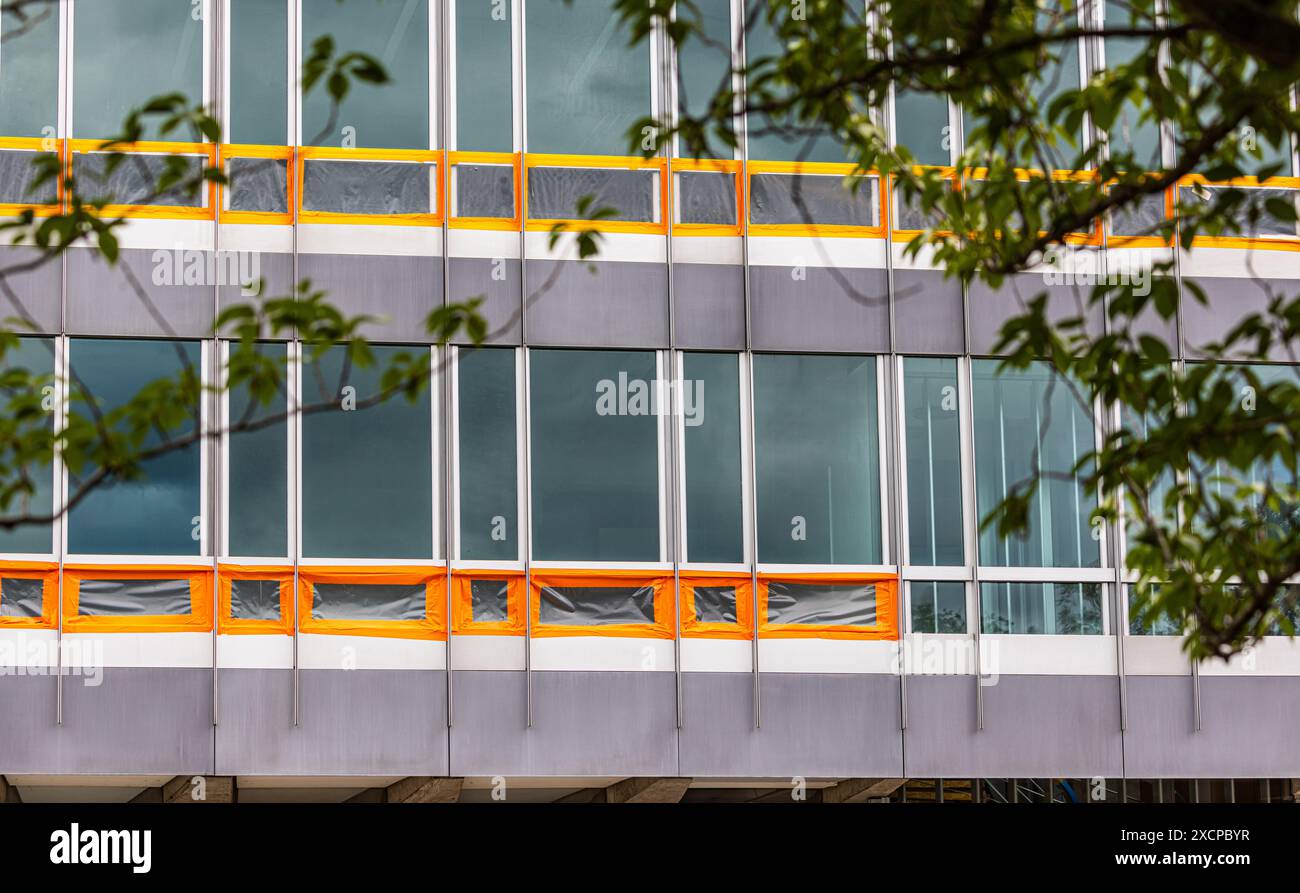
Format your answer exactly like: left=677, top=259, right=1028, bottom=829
left=0, top=0, right=1297, bottom=802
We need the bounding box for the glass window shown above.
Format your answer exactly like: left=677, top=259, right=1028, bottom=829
left=766, top=580, right=878, bottom=626
left=981, top=581, right=1103, bottom=635
left=470, top=578, right=510, bottom=622
left=893, top=90, right=951, bottom=167
left=458, top=348, right=517, bottom=561
left=0, top=337, right=55, bottom=554
left=301, top=346, right=433, bottom=559
left=754, top=354, right=882, bottom=565
left=73, top=0, right=203, bottom=141
left=538, top=585, right=656, bottom=625
left=903, top=357, right=964, bottom=566
left=300, top=159, right=435, bottom=214
left=226, top=157, right=290, bottom=213
left=529, top=349, right=659, bottom=562
left=229, top=0, right=288, bottom=145
left=229, top=578, right=282, bottom=621
left=227, top=345, right=288, bottom=558
left=0, top=0, right=59, bottom=137
left=455, top=0, right=513, bottom=153
left=744, top=0, right=847, bottom=163
left=78, top=578, right=192, bottom=616
left=910, top=581, right=967, bottom=634
left=749, top=173, right=878, bottom=226
left=1126, top=584, right=1181, bottom=636
left=301, top=0, right=429, bottom=149
left=312, top=581, right=425, bottom=620
left=525, top=0, right=650, bottom=156
left=682, top=353, right=743, bottom=564
left=972, top=361, right=1100, bottom=569
left=675, top=0, right=733, bottom=159
left=68, top=339, right=202, bottom=556
left=453, top=163, right=515, bottom=218
left=676, top=171, right=737, bottom=225
left=526, top=167, right=658, bottom=222
left=1102, top=0, right=1161, bottom=169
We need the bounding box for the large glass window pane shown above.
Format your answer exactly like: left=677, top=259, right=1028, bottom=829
left=301, top=0, right=429, bottom=149
left=227, top=345, right=288, bottom=557
left=0, top=337, right=55, bottom=554
left=682, top=353, right=743, bottom=564
left=458, top=347, right=517, bottom=561
left=455, top=0, right=512, bottom=153
left=893, top=90, right=950, bottom=167
left=754, top=354, right=882, bottom=564
left=525, top=0, right=650, bottom=156
left=1103, top=0, right=1161, bottom=169
left=529, top=349, right=659, bottom=562
left=229, top=0, right=289, bottom=145
left=0, top=0, right=59, bottom=137
left=68, top=339, right=202, bottom=556
left=973, top=361, right=1100, bottom=569
left=675, top=0, right=732, bottom=159
left=744, top=0, right=847, bottom=163
left=910, top=581, right=967, bottom=633
left=903, top=357, right=963, bottom=566
left=73, top=0, right=203, bottom=141
left=302, top=346, right=433, bottom=559
left=980, top=581, right=1103, bottom=635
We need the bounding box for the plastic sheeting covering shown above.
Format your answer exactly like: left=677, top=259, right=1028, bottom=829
left=302, top=159, right=432, bottom=215
left=0, top=577, right=43, bottom=618
left=229, top=578, right=282, bottom=621
left=750, top=173, right=878, bottom=227
left=538, top=585, right=656, bottom=626
left=226, top=157, right=288, bottom=214
left=527, top=167, right=657, bottom=222
left=73, top=152, right=205, bottom=207
left=470, top=578, right=510, bottom=623
left=893, top=182, right=947, bottom=232
left=692, top=585, right=738, bottom=624
left=77, top=577, right=192, bottom=616
left=1179, top=185, right=1300, bottom=238
left=0, top=149, right=57, bottom=205
left=311, top=582, right=427, bottom=622
left=765, top=581, right=877, bottom=627
left=1109, top=190, right=1168, bottom=237
left=676, top=171, right=736, bottom=225
left=455, top=164, right=514, bottom=218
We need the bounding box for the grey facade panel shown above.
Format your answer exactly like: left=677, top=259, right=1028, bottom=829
left=967, top=273, right=1105, bottom=356
left=0, top=246, right=60, bottom=334
left=903, top=674, right=1123, bottom=778
left=1181, top=276, right=1296, bottom=361
left=892, top=269, right=965, bottom=355
left=214, top=668, right=447, bottom=776
left=66, top=247, right=215, bottom=338
left=448, top=670, right=678, bottom=776
left=297, top=253, right=442, bottom=344
left=523, top=259, right=669, bottom=348
left=749, top=265, right=890, bottom=353
left=0, top=669, right=213, bottom=775
left=217, top=250, right=295, bottom=338
left=448, top=256, right=521, bottom=345
left=672, top=263, right=745, bottom=350
left=677, top=672, right=903, bottom=778
left=1124, top=675, right=1300, bottom=778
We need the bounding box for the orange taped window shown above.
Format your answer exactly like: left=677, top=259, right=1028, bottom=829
left=529, top=570, right=674, bottom=639
left=297, top=567, right=446, bottom=640
left=451, top=571, right=525, bottom=635
left=218, top=565, right=293, bottom=635
left=0, top=561, right=58, bottom=629
left=61, top=565, right=213, bottom=634
left=757, top=574, right=899, bottom=640
left=680, top=574, right=753, bottom=640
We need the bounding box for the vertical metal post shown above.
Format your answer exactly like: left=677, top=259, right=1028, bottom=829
left=516, top=0, right=533, bottom=729
left=55, top=0, right=71, bottom=728
left=210, top=0, right=225, bottom=730
left=440, top=0, right=454, bottom=731
left=290, top=0, right=302, bottom=729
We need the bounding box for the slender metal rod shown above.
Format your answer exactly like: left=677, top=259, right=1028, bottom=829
left=290, top=0, right=302, bottom=730
left=210, top=0, right=224, bottom=730
left=440, top=0, right=454, bottom=732
left=516, top=0, right=533, bottom=730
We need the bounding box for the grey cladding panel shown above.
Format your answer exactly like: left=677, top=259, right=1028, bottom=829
left=0, top=246, right=60, bottom=334
left=0, top=669, right=214, bottom=774
left=448, top=256, right=521, bottom=345
left=1182, top=276, right=1298, bottom=361
left=67, top=247, right=215, bottom=338
left=967, top=272, right=1105, bottom=356
left=523, top=259, right=668, bottom=348
left=218, top=251, right=294, bottom=335
left=903, top=674, right=1123, bottom=778
left=892, top=269, right=964, bottom=354
left=1124, top=674, right=1300, bottom=778
left=298, top=253, right=442, bottom=343
left=449, top=671, right=678, bottom=776
left=750, top=264, right=889, bottom=353
left=214, top=668, right=447, bottom=776
left=678, top=672, right=903, bottom=777
left=672, top=262, right=745, bottom=349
